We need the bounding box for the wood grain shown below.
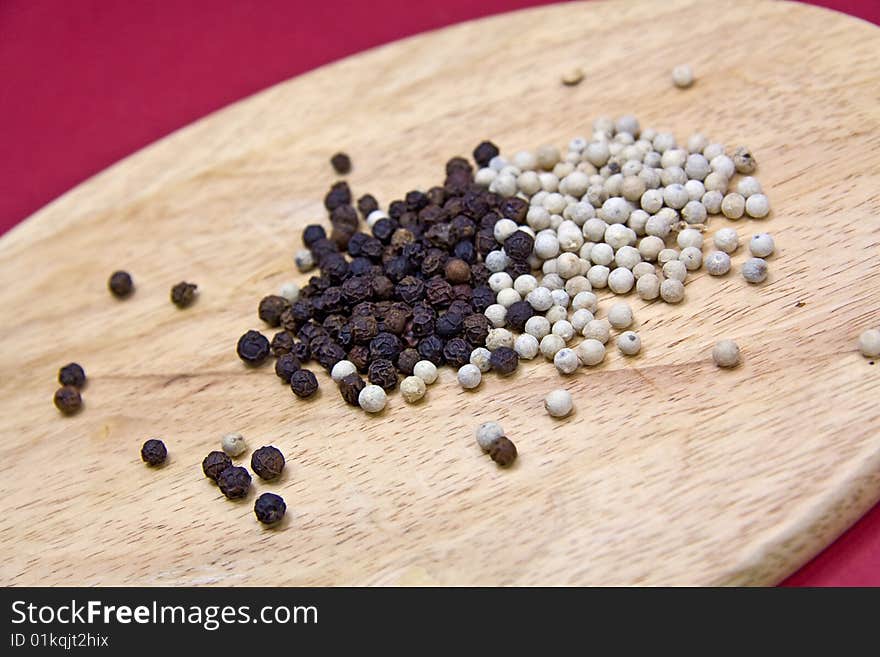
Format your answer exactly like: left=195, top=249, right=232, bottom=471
left=1, top=0, right=878, bottom=586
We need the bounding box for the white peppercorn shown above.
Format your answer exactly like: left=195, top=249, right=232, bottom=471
left=526, top=286, right=553, bottom=312
left=484, top=303, right=507, bottom=328
left=705, top=251, right=732, bottom=276
left=614, top=245, right=642, bottom=270
left=576, top=339, right=606, bottom=366
left=608, top=267, right=636, bottom=294
left=587, top=265, right=610, bottom=289
left=657, top=248, right=680, bottom=266
left=687, top=132, right=709, bottom=153
left=358, top=385, right=387, bottom=413
left=488, top=272, right=513, bottom=293
left=496, top=287, right=522, bottom=308
left=279, top=282, right=300, bottom=304
left=704, top=172, right=728, bottom=193
left=684, top=179, right=706, bottom=201
left=513, top=274, right=539, bottom=297
left=493, top=218, right=519, bottom=243
left=570, top=309, right=595, bottom=332
left=470, top=347, right=492, bottom=373
left=733, top=147, right=757, bottom=174
left=607, top=302, right=634, bottom=329
left=749, top=233, right=775, bottom=258
left=458, top=364, right=482, bottom=390
left=679, top=246, right=703, bottom=271
left=703, top=143, right=725, bottom=161
left=413, top=360, right=438, bottom=385
left=682, top=200, right=708, bottom=224
left=710, top=154, right=735, bottom=179
left=663, top=184, right=689, bottom=210
left=475, top=167, right=497, bottom=186
left=640, top=189, right=664, bottom=214
left=540, top=334, right=566, bottom=360
left=528, top=206, right=553, bottom=232
left=571, top=291, right=597, bottom=313
left=366, top=209, right=389, bottom=228
left=524, top=315, right=551, bottom=339
left=221, top=432, right=248, bottom=458
left=672, top=64, right=694, bottom=88
left=544, top=192, right=567, bottom=214
left=711, top=340, right=741, bottom=368
left=645, top=213, right=672, bottom=238
left=858, top=329, right=880, bottom=358
left=662, top=260, right=688, bottom=282
left=713, top=227, right=739, bottom=254
left=485, top=250, right=509, bottom=273
left=702, top=190, right=723, bottom=214
left=637, top=236, right=664, bottom=262
left=737, top=176, right=762, bottom=198
left=677, top=228, right=704, bottom=250
left=545, top=305, right=568, bottom=324
left=564, top=275, right=591, bottom=296
left=294, top=249, right=315, bottom=272
left=632, top=261, right=656, bottom=280
left=745, top=194, right=770, bottom=218
left=544, top=389, right=573, bottom=418
left=486, top=327, right=515, bottom=350
left=660, top=278, right=685, bottom=303
left=617, top=331, right=642, bottom=356
left=400, top=375, right=427, bottom=402
left=653, top=132, right=676, bottom=153
left=553, top=348, right=580, bottom=374
left=742, top=257, right=768, bottom=283
left=552, top=320, right=576, bottom=342
left=330, top=359, right=357, bottom=383
left=582, top=318, right=611, bottom=344
left=475, top=421, right=505, bottom=451
left=514, top=333, right=540, bottom=360
left=636, top=273, right=661, bottom=300
left=491, top=174, right=517, bottom=197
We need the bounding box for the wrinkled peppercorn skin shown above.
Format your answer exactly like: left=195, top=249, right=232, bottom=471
left=251, top=446, right=285, bottom=481
left=331, top=152, right=352, bottom=174
left=237, top=330, right=271, bottom=366
left=368, top=359, right=399, bottom=390
left=490, top=347, right=519, bottom=375
left=274, top=353, right=301, bottom=382
left=58, top=363, right=86, bottom=388
left=290, top=369, right=319, bottom=398
left=170, top=281, right=198, bottom=308
left=217, top=466, right=251, bottom=499
left=54, top=386, right=82, bottom=415
left=141, top=439, right=167, bottom=466
left=203, top=451, right=232, bottom=481
left=254, top=492, right=287, bottom=524
left=339, top=372, right=366, bottom=406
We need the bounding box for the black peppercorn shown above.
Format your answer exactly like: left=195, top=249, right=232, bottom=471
left=425, top=277, right=454, bottom=307
left=330, top=204, right=359, bottom=233
left=251, top=445, right=285, bottom=481
left=58, top=362, right=86, bottom=388
left=462, top=313, right=490, bottom=346
left=270, top=330, right=295, bottom=356
left=324, top=181, right=351, bottom=211
left=302, top=224, right=327, bottom=247
left=370, top=332, right=402, bottom=361
left=470, top=262, right=491, bottom=287
left=417, top=335, right=445, bottom=365
left=395, top=276, right=425, bottom=305
left=473, top=140, right=499, bottom=167
left=53, top=386, right=82, bottom=415
left=445, top=156, right=473, bottom=176
left=371, top=274, right=394, bottom=299
left=237, top=330, right=270, bottom=366
left=489, top=436, right=517, bottom=467
left=290, top=369, right=319, bottom=398
left=444, top=258, right=471, bottom=284
left=170, top=281, right=198, bottom=308
left=504, top=230, right=534, bottom=261
left=291, top=340, right=311, bottom=363
left=254, top=492, right=286, bottom=525
left=141, top=439, right=167, bottom=466
left=274, top=352, right=301, bottom=382
left=383, top=304, right=410, bottom=335
left=396, top=347, right=420, bottom=375
left=108, top=270, right=134, bottom=298
left=202, top=450, right=232, bottom=481
left=435, top=312, right=463, bottom=338
left=330, top=152, right=351, bottom=174
left=506, top=259, right=532, bottom=279
left=453, top=240, right=476, bottom=264
left=490, top=347, right=519, bottom=375
left=350, top=315, right=378, bottom=344
left=471, top=286, right=496, bottom=313
left=339, top=372, right=366, bottom=406
left=347, top=345, right=371, bottom=372
left=368, top=358, right=398, bottom=390
left=372, top=217, right=396, bottom=243
left=505, top=300, right=535, bottom=332
left=357, top=193, right=379, bottom=218
left=217, top=466, right=251, bottom=499
left=313, top=339, right=346, bottom=371
left=499, top=197, right=528, bottom=223
left=443, top=337, right=471, bottom=367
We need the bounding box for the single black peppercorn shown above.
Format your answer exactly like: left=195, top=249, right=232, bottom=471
left=302, top=224, right=327, bottom=247
left=251, top=445, right=285, bottom=481
left=383, top=305, right=410, bottom=335
left=217, top=466, right=251, bottom=499
left=330, top=152, right=352, bottom=174
left=313, top=339, right=346, bottom=371
left=324, top=181, right=351, bottom=211
left=254, top=492, right=286, bottom=525
left=473, top=140, right=500, bottom=167
left=357, top=193, right=379, bottom=218
left=435, top=312, right=463, bottom=338
left=396, top=347, right=420, bottom=375
left=141, top=439, right=167, bottom=466
left=489, top=436, right=517, bottom=467
left=370, top=332, right=402, bottom=362
left=443, top=337, right=471, bottom=368
left=462, top=313, right=490, bottom=346
left=291, top=340, right=311, bottom=363
left=506, top=259, right=532, bottom=278
left=290, top=369, right=319, bottom=398
left=444, top=258, right=471, bottom=284
left=425, top=277, right=454, bottom=307
left=395, top=276, right=425, bottom=305
left=237, top=330, right=271, bottom=366
left=330, top=204, right=359, bottom=233
left=371, top=275, right=394, bottom=299
left=170, top=281, right=198, bottom=308
left=504, top=230, right=534, bottom=261
left=368, top=358, right=399, bottom=390
left=202, top=451, right=232, bottom=481
left=271, top=330, right=295, bottom=356
left=108, top=270, right=134, bottom=298
left=417, top=335, right=446, bottom=365
left=58, top=362, right=86, bottom=388
left=339, top=372, right=366, bottom=406
left=347, top=345, right=371, bottom=372
left=372, top=217, right=396, bottom=243
left=53, top=386, right=82, bottom=415
left=505, top=300, right=535, bottom=332
left=499, top=197, right=528, bottom=223
left=471, top=286, right=496, bottom=313
left=350, top=315, right=378, bottom=344
left=274, top=352, right=301, bottom=382
left=490, top=347, right=519, bottom=376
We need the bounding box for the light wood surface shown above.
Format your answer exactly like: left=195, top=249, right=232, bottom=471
left=1, top=0, right=879, bottom=586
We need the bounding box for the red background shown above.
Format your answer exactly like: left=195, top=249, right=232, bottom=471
left=1, top=0, right=878, bottom=585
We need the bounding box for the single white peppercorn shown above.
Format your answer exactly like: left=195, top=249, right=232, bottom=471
left=496, top=287, right=522, bottom=308
left=524, top=315, right=551, bottom=340
left=636, top=273, right=661, bottom=300
left=614, top=245, right=642, bottom=270
left=552, top=320, right=576, bottom=342
left=608, top=267, right=636, bottom=294
left=570, top=308, right=595, bottom=332
left=662, top=260, right=688, bottom=282
left=703, top=142, right=725, bottom=161
left=702, top=190, right=723, bottom=214
left=513, top=274, right=539, bottom=297
left=638, top=235, right=665, bottom=262
left=589, top=242, right=614, bottom=266
left=682, top=200, right=708, bottom=224
left=540, top=334, right=566, bottom=360
left=721, top=193, right=746, bottom=219
left=493, top=218, right=519, bottom=242
left=672, top=64, right=695, bottom=88
left=486, top=327, right=515, bottom=350
left=221, top=432, right=248, bottom=458
left=549, top=288, right=570, bottom=309
left=484, top=304, right=507, bottom=328
left=485, top=250, right=510, bottom=273
left=684, top=179, right=706, bottom=201
left=564, top=275, right=591, bottom=296
left=488, top=272, right=514, bottom=293
left=576, top=339, right=606, bottom=366
left=705, top=251, right=732, bottom=276
left=679, top=247, right=703, bottom=271
left=617, top=331, right=642, bottom=356
left=712, top=340, right=741, bottom=368
left=526, top=287, right=553, bottom=311
left=582, top=318, right=611, bottom=344
left=677, top=228, right=704, bottom=250
left=470, top=347, right=492, bottom=373
left=330, top=359, right=357, bottom=383
left=858, top=329, right=880, bottom=358
left=663, top=184, right=689, bottom=210
left=660, top=278, right=685, bottom=303
left=587, top=265, right=610, bottom=289
left=607, top=302, right=634, bottom=329
left=544, top=389, right=574, bottom=418
left=514, top=333, right=540, bottom=360
left=571, top=291, right=598, bottom=313
left=475, top=421, right=505, bottom=452
left=657, top=248, right=680, bottom=266
left=553, top=348, right=580, bottom=374
left=742, top=257, right=768, bottom=283
left=358, top=385, right=387, bottom=413
left=604, top=224, right=636, bottom=250
left=710, top=154, right=736, bottom=179
left=749, top=233, right=775, bottom=258
left=745, top=194, right=770, bottom=218
left=737, top=176, right=762, bottom=198
left=632, top=261, right=655, bottom=279
left=279, top=282, right=300, bottom=304
left=457, top=364, right=482, bottom=390
left=400, top=375, right=427, bottom=403
left=294, top=249, right=315, bottom=273
left=713, top=227, right=739, bottom=254
left=413, top=360, right=438, bottom=385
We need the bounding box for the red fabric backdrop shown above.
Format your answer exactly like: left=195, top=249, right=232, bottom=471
left=1, top=0, right=878, bottom=585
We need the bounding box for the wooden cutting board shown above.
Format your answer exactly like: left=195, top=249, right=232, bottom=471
left=1, top=0, right=878, bottom=586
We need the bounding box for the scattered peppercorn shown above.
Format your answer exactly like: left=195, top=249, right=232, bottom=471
left=202, top=451, right=232, bottom=481
left=254, top=492, right=287, bottom=525
left=108, top=270, right=134, bottom=298
left=330, top=152, right=352, bottom=174
left=141, top=439, right=167, bottom=466
left=53, top=386, right=82, bottom=415
left=290, top=369, right=319, bottom=398
left=237, top=330, right=271, bottom=366
left=473, top=140, right=499, bottom=167
left=488, top=436, right=517, bottom=467
left=170, top=281, right=198, bottom=308
left=58, top=363, right=86, bottom=388
left=251, top=446, right=285, bottom=481
left=217, top=466, right=251, bottom=499
left=259, top=295, right=290, bottom=327
left=368, top=358, right=399, bottom=390
left=221, top=432, right=248, bottom=457
left=489, top=347, right=519, bottom=375
left=339, top=372, right=367, bottom=405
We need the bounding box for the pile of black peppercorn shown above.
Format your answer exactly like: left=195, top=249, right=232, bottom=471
left=237, top=140, right=532, bottom=408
